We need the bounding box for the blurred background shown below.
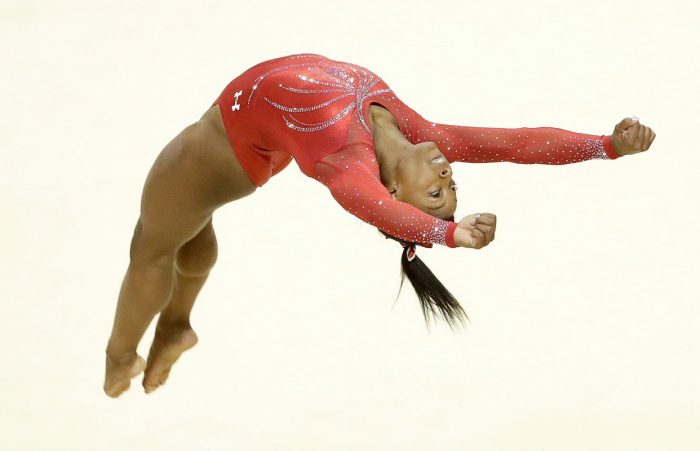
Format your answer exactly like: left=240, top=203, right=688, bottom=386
left=2, top=0, right=698, bottom=450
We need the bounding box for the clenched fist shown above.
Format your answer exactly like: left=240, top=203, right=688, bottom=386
left=454, top=213, right=496, bottom=249
left=612, top=117, right=656, bottom=156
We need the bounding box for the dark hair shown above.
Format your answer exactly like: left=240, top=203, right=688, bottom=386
left=379, top=215, right=469, bottom=330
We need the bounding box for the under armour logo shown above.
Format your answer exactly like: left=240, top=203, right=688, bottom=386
left=231, top=90, right=243, bottom=112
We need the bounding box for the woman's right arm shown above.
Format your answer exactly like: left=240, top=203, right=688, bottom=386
left=317, top=157, right=496, bottom=250
left=323, top=165, right=459, bottom=248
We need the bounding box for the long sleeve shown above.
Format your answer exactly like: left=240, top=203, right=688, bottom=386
left=387, top=97, right=621, bottom=164
left=314, top=148, right=458, bottom=248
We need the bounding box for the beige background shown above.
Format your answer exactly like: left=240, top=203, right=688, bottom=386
left=2, top=0, right=699, bottom=450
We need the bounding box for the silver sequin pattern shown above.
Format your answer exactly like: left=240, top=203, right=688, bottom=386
left=412, top=125, right=614, bottom=164
left=247, top=56, right=392, bottom=134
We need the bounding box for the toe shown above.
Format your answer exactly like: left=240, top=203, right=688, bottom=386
left=157, top=368, right=171, bottom=385
left=142, top=361, right=166, bottom=390
left=142, top=370, right=159, bottom=390
left=144, top=381, right=163, bottom=394
left=105, top=380, right=130, bottom=398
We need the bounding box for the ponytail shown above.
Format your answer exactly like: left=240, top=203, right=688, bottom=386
left=379, top=217, right=469, bottom=330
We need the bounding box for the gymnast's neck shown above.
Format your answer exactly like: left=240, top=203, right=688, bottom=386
left=369, top=104, right=412, bottom=185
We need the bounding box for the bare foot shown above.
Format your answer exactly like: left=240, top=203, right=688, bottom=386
left=142, top=323, right=198, bottom=394
left=104, top=353, right=147, bottom=398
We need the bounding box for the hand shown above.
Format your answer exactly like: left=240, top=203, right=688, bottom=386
left=454, top=212, right=496, bottom=249
left=611, top=117, right=656, bottom=156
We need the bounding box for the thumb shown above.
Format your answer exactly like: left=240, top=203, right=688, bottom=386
left=616, top=116, right=639, bottom=132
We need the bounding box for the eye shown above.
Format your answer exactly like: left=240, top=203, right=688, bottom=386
left=428, top=188, right=441, bottom=198
left=451, top=183, right=458, bottom=191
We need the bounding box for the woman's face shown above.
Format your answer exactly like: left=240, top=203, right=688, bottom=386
left=392, top=141, right=457, bottom=220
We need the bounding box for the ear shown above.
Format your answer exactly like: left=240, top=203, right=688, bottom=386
left=388, top=183, right=399, bottom=200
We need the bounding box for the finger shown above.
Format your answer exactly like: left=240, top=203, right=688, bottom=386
left=642, top=127, right=652, bottom=151
left=475, top=214, right=496, bottom=226
left=650, top=130, right=656, bottom=146
left=471, top=229, right=481, bottom=248
left=481, top=214, right=496, bottom=241
left=629, top=126, right=640, bottom=151
left=640, top=126, right=651, bottom=151
left=617, top=117, right=638, bottom=132
left=471, top=228, right=485, bottom=247
left=485, top=226, right=495, bottom=242
left=458, top=219, right=476, bottom=231
left=474, top=223, right=491, bottom=236
left=474, top=226, right=491, bottom=244
left=634, top=126, right=647, bottom=151
left=479, top=227, right=494, bottom=244
left=625, top=122, right=641, bottom=143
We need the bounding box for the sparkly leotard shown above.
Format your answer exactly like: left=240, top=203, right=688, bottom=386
left=212, top=53, right=620, bottom=248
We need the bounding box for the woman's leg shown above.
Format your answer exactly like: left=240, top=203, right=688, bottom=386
left=104, top=104, right=256, bottom=397
left=160, top=217, right=218, bottom=327
left=140, top=217, right=218, bottom=392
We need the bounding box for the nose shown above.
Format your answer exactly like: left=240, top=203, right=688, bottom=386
left=439, top=166, right=451, bottom=178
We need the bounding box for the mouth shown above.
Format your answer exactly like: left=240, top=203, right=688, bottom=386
left=430, top=155, right=446, bottom=164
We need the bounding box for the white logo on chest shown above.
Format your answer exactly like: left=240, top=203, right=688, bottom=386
left=231, top=90, right=243, bottom=112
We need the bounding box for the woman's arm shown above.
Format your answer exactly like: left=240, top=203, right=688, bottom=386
left=386, top=96, right=621, bottom=164
left=316, top=157, right=459, bottom=248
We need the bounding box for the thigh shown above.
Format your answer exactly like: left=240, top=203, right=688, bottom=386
left=132, top=112, right=256, bottom=262
left=174, top=217, right=218, bottom=277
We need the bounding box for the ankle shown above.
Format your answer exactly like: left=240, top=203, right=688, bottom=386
left=156, top=316, right=192, bottom=332
left=105, top=348, right=137, bottom=365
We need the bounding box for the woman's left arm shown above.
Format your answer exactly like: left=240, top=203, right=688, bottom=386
left=389, top=95, right=655, bottom=164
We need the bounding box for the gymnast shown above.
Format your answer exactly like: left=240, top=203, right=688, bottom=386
left=103, top=53, right=656, bottom=397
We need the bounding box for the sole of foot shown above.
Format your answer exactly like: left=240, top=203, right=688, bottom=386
left=142, top=326, right=198, bottom=394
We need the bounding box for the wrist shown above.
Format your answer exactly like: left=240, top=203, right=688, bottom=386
left=602, top=135, right=622, bottom=159
left=452, top=226, right=469, bottom=248
left=445, top=222, right=458, bottom=248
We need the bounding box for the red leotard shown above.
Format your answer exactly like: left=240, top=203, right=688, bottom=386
left=212, top=53, right=620, bottom=248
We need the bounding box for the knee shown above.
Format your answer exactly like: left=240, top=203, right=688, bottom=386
left=175, top=225, right=218, bottom=277
left=128, top=218, right=178, bottom=269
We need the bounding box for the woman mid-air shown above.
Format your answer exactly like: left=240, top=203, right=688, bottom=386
left=103, top=53, right=656, bottom=397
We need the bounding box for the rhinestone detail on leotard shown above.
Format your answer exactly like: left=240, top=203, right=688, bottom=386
left=247, top=57, right=393, bottom=134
